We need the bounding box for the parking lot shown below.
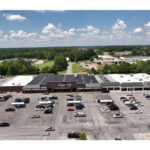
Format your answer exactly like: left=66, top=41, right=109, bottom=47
left=1, top=91, right=150, bottom=140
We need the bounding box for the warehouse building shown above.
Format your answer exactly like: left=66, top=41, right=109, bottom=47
left=23, top=73, right=100, bottom=93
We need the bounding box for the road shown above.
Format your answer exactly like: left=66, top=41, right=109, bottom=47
left=66, top=62, right=72, bottom=74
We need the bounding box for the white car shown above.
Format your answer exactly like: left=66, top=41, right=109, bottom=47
left=113, top=113, right=123, bottom=118
left=35, top=108, right=44, bottom=111
left=134, top=110, right=143, bottom=114
left=135, top=103, right=144, bottom=107
left=45, top=127, right=55, bottom=131
left=100, top=107, right=110, bottom=113
left=30, top=114, right=40, bottom=118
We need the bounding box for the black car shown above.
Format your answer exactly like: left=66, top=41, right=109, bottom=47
left=67, top=103, right=74, bottom=106
left=106, top=102, right=114, bottom=107
left=68, top=133, right=80, bottom=138
left=5, top=108, right=15, bottom=112
left=0, top=122, right=9, bottom=127
left=44, top=108, right=53, bottom=114
left=130, top=105, right=138, bottom=110
left=36, top=105, right=45, bottom=109
left=50, top=96, right=58, bottom=100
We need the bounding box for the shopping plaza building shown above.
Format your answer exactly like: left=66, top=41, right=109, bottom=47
left=0, top=73, right=150, bottom=93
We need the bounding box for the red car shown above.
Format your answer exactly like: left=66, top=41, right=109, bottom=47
left=22, top=98, right=30, bottom=103
left=67, top=108, right=75, bottom=111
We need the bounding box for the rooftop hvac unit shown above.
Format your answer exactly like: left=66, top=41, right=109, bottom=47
left=74, top=74, right=78, bottom=78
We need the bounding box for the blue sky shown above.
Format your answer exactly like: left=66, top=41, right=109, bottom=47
left=0, top=10, right=150, bottom=47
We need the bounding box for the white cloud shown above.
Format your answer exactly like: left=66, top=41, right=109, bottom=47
left=2, top=13, right=26, bottom=21
left=76, top=25, right=99, bottom=33
left=133, top=27, right=143, bottom=33
left=42, top=23, right=76, bottom=39
left=9, top=30, right=38, bottom=40
left=144, top=22, right=150, bottom=27
left=112, top=19, right=127, bottom=30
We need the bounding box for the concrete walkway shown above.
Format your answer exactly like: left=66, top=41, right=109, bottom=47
left=66, top=62, right=73, bottom=74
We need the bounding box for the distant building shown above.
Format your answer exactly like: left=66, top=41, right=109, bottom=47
left=66, top=57, right=70, bottom=62
left=115, top=51, right=131, bottom=56
left=97, top=55, right=124, bottom=66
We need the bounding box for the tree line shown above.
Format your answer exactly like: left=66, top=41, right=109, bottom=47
left=0, top=47, right=97, bottom=62
left=0, top=56, right=68, bottom=75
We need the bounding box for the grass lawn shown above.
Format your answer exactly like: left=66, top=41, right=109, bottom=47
left=72, top=62, right=84, bottom=73
left=32, top=60, right=54, bottom=71
left=58, top=70, right=67, bottom=74
left=78, top=60, right=91, bottom=63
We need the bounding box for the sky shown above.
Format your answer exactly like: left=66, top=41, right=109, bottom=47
left=0, top=10, right=150, bottom=48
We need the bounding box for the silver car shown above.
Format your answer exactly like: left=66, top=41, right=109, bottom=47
left=113, top=113, right=123, bottom=118
left=30, top=114, right=40, bottom=118
left=75, top=112, right=86, bottom=117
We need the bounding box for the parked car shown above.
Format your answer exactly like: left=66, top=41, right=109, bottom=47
left=75, top=112, right=86, bottom=117
left=67, top=103, right=74, bottom=106
left=15, top=98, right=22, bottom=102
left=108, top=104, right=119, bottom=111
left=0, top=97, right=5, bottom=102
left=50, top=96, right=58, bottom=100
left=5, top=108, right=15, bottom=112
left=130, top=105, right=138, bottom=110
left=124, top=101, right=132, bottom=105
left=45, top=127, right=55, bottom=131
left=30, top=114, right=40, bottom=118
left=135, top=103, right=144, bottom=107
left=0, top=122, right=9, bottom=127
left=134, top=110, right=143, bottom=114
left=15, top=104, right=26, bottom=108
left=68, top=108, right=75, bottom=111
left=101, top=107, right=110, bottom=113
left=75, top=104, right=85, bottom=109
left=113, top=113, right=123, bottom=118
left=122, top=99, right=129, bottom=103
left=44, top=108, right=53, bottom=114
left=126, top=93, right=133, bottom=96
left=106, top=102, right=114, bottom=107
left=22, top=97, right=30, bottom=103
left=120, top=97, right=127, bottom=100
left=68, top=133, right=80, bottom=138
left=35, top=107, right=44, bottom=111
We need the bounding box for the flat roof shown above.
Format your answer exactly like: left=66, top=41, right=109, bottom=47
left=1, top=75, right=34, bottom=87
left=108, top=73, right=150, bottom=83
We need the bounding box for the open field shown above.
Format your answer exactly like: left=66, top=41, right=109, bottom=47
left=32, top=60, right=54, bottom=71
left=72, top=63, right=84, bottom=73
left=1, top=91, right=150, bottom=140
